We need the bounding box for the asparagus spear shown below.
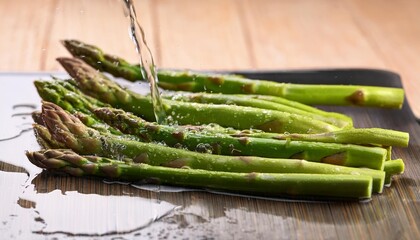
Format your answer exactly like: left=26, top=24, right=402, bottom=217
left=62, top=39, right=405, bottom=108
left=40, top=102, right=385, bottom=193
left=34, top=80, right=105, bottom=113
left=33, top=124, right=66, bottom=149
left=163, top=91, right=353, bottom=128
left=26, top=149, right=373, bottom=200
left=57, top=57, right=340, bottom=134
left=32, top=81, right=389, bottom=170
left=94, top=107, right=387, bottom=170
left=37, top=79, right=407, bottom=149
left=34, top=80, right=125, bottom=136
left=384, top=159, right=405, bottom=185
left=263, top=129, right=409, bottom=147
left=33, top=78, right=261, bottom=137
left=32, top=110, right=67, bottom=149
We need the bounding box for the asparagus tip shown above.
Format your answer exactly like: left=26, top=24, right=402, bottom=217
left=25, top=150, right=47, bottom=169
left=61, top=39, right=83, bottom=54
left=57, top=57, right=99, bottom=81
left=59, top=39, right=67, bottom=47
left=31, top=111, right=44, bottom=125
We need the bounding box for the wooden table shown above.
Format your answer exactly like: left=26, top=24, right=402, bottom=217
left=1, top=0, right=420, bottom=118
left=0, top=0, right=419, bottom=239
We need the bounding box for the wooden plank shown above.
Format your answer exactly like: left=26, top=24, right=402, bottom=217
left=343, top=0, right=420, bottom=118
left=155, top=0, right=252, bottom=70
left=3, top=0, right=418, bottom=117
left=43, top=0, right=156, bottom=71
left=240, top=0, right=387, bottom=69
left=240, top=0, right=420, bottom=118
left=0, top=0, right=55, bottom=71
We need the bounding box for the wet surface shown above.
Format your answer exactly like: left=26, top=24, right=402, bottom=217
left=0, top=72, right=419, bottom=239
left=0, top=74, right=177, bottom=238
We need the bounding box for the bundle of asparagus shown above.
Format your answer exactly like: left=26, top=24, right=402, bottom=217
left=62, top=39, right=405, bottom=108
left=25, top=40, right=408, bottom=200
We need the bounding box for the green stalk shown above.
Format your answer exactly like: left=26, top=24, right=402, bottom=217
left=33, top=79, right=252, bottom=138
left=262, top=129, right=409, bottom=147
left=26, top=149, right=373, bottom=199
left=94, top=107, right=387, bottom=170
left=163, top=91, right=353, bottom=128
left=384, top=159, right=405, bottom=185
left=34, top=80, right=106, bottom=114
left=246, top=94, right=348, bottom=115
left=40, top=102, right=385, bottom=193
left=34, top=80, right=123, bottom=136
left=62, top=39, right=405, bottom=109
left=57, top=57, right=340, bottom=134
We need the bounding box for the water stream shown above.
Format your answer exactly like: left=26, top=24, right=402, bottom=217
left=122, top=0, right=167, bottom=124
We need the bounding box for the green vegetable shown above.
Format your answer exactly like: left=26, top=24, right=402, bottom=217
left=162, top=91, right=353, bottom=128
left=94, top=106, right=387, bottom=170
left=32, top=124, right=66, bottom=149
left=34, top=80, right=386, bottom=170
left=26, top=149, right=374, bottom=199
left=23, top=40, right=408, bottom=201
left=34, top=80, right=123, bottom=136
left=39, top=102, right=385, bottom=193
left=62, top=39, right=405, bottom=108
left=263, top=129, right=409, bottom=147
left=384, top=159, right=405, bottom=185
left=57, top=57, right=339, bottom=134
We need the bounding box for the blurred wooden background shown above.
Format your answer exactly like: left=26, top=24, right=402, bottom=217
left=1, top=0, right=419, bottom=118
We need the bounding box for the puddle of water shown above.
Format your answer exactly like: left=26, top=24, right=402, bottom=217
left=0, top=171, right=41, bottom=239
left=0, top=130, right=41, bottom=175
left=131, top=183, right=201, bottom=193
left=0, top=74, right=179, bottom=238
left=19, top=189, right=176, bottom=236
